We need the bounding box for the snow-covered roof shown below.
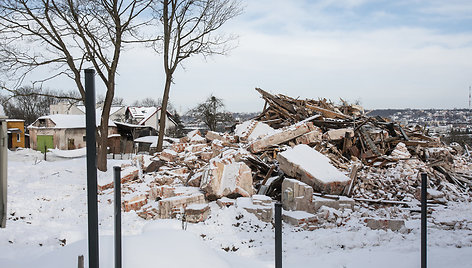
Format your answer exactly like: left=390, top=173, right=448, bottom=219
left=28, top=114, right=116, bottom=129
left=134, top=136, right=158, bottom=144
left=7, top=128, right=21, bottom=133
left=114, top=121, right=151, bottom=128
left=110, top=106, right=124, bottom=115
left=127, top=107, right=158, bottom=124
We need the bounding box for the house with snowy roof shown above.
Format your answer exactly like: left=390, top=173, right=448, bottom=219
left=28, top=114, right=118, bottom=152
left=125, top=106, right=177, bottom=133
left=49, top=102, right=126, bottom=122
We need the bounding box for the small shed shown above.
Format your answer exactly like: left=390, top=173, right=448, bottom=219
left=6, top=119, right=26, bottom=149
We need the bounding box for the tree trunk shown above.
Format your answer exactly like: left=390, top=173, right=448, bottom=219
left=157, top=74, right=172, bottom=152
left=97, top=124, right=108, bottom=172
left=96, top=84, right=114, bottom=172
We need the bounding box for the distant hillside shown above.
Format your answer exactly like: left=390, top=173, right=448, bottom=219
left=367, top=109, right=409, bottom=118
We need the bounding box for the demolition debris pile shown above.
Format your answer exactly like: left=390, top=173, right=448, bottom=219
left=101, top=88, right=472, bottom=229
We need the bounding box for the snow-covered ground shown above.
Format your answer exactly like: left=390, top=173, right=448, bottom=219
left=1, top=149, right=472, bottom=267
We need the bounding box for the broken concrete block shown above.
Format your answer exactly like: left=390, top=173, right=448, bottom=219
left=200, top=161, right=254, bottom=199
left=186, top=143, right=207, bottom=153
left=148, top=185, right=176, bottom=200
left=145, top=160, right=165, bottom=173
left=206, top=131, right=237, bottom=143
left=171, top=142, right=188, bottom=153
left=137, top=202, right=159, bottom=220
left=277, top=144, right=351, bottom=195
left=295, top=128, right=322, bottom=145
left=169, top=167, right=189, bottom=175
left=187, top=171, right=203, bottom=187
left=236, top=197, right=272, bottom=222
left=200, top=151, right=213, bottom=161
left=157, top=193, right=206, bottom=219
left=185, top=203, right=211, bottom=223
left=206, top=130, right=224, bottom=141
left=98, top=166, right=139, bottom=191
left=414, top=188, right=445, bottom=201
left=132, top=155, right=154, bottom=171
left=211, top=139, right=225, bottom=152
left=123, top=194, right=148, bottom=212
left=190, top=134, right=206, bottom=144
left=282, top=178, right=314, bottom=213
left=152, top=175, right=175, bottom=186
left=322, top=128, right=354, bottom=141
left=390, top=142, right=411, bottom=159
left=159, top=149, right=178, bottom=162
left=249, top=122, right=314, bottom=153
left=312, top=196, right=354, bottom=212
left=187, top=129, right=201, bottom=139
left=364, top=218, right=406, bottom=232
left=282, top=209, right=318, bottom=230
left=217, top=197, right=236, bottom=208
left=252, top=194, right=272, bottom=206
left=234, top=120, right=275, bottom=142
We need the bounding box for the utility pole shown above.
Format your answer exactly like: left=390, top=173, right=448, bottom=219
left=469, top=86, right=471, bottom=111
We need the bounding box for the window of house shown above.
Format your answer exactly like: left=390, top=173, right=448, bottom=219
left=83, top=136, right=86, bottom=142
left=17, top=134, right=20, bottom=142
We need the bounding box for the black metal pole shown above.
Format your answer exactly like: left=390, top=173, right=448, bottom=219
left=85, top=68, right=99, bottom=268
left=114, top=166, right=122, bottom=268
left=421, top=173, right=427, bottom=268
left=275, top=202, right=282, bottom=268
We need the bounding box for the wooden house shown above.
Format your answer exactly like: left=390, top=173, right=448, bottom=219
left=6, top=119, right=26, bottom=149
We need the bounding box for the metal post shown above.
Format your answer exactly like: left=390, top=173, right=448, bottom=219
left=85, top=68, right=99, bottom=268
left=114, top=166, right=122, bottom=268
left=0, top=117, right=7, bottom=228
left=421, top=173, right=427, bottom=268
left=275, top=202, right=282, bottom=268
left=77, top=255, right=84, bottom=268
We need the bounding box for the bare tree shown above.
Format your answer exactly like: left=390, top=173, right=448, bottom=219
left=154, top=0, right=242, bottom=151
left=97, top=94, right=125, bottom=106
left=187, top=94, right=233, bottom=131
left=0, top=86, right=77, bottom=125
left=0, top=0, right=155, bottom=171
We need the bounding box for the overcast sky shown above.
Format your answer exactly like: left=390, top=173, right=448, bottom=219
left=15, top=0, right=472, bottom=113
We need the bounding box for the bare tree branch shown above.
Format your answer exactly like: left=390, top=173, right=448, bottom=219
left=0, top=0, right=157, bottom=171
left=155, top=0, right=243, bottom=151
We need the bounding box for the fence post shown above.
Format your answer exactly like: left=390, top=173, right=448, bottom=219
left=421, top=172, right=427, bottom=268
left=0, top=117, right=7, bottom=228
left=44, top=145, right=47, bottom=161
left=77, top=255, right=84, bottom=268
left=114, top=166, right=122, bottom=268
left=275, top=202, right=282, bottom=268
left=85, top=68, right=99, bottom=268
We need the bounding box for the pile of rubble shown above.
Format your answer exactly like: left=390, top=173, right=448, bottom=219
left=101, top=88, right=472, bottom=231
